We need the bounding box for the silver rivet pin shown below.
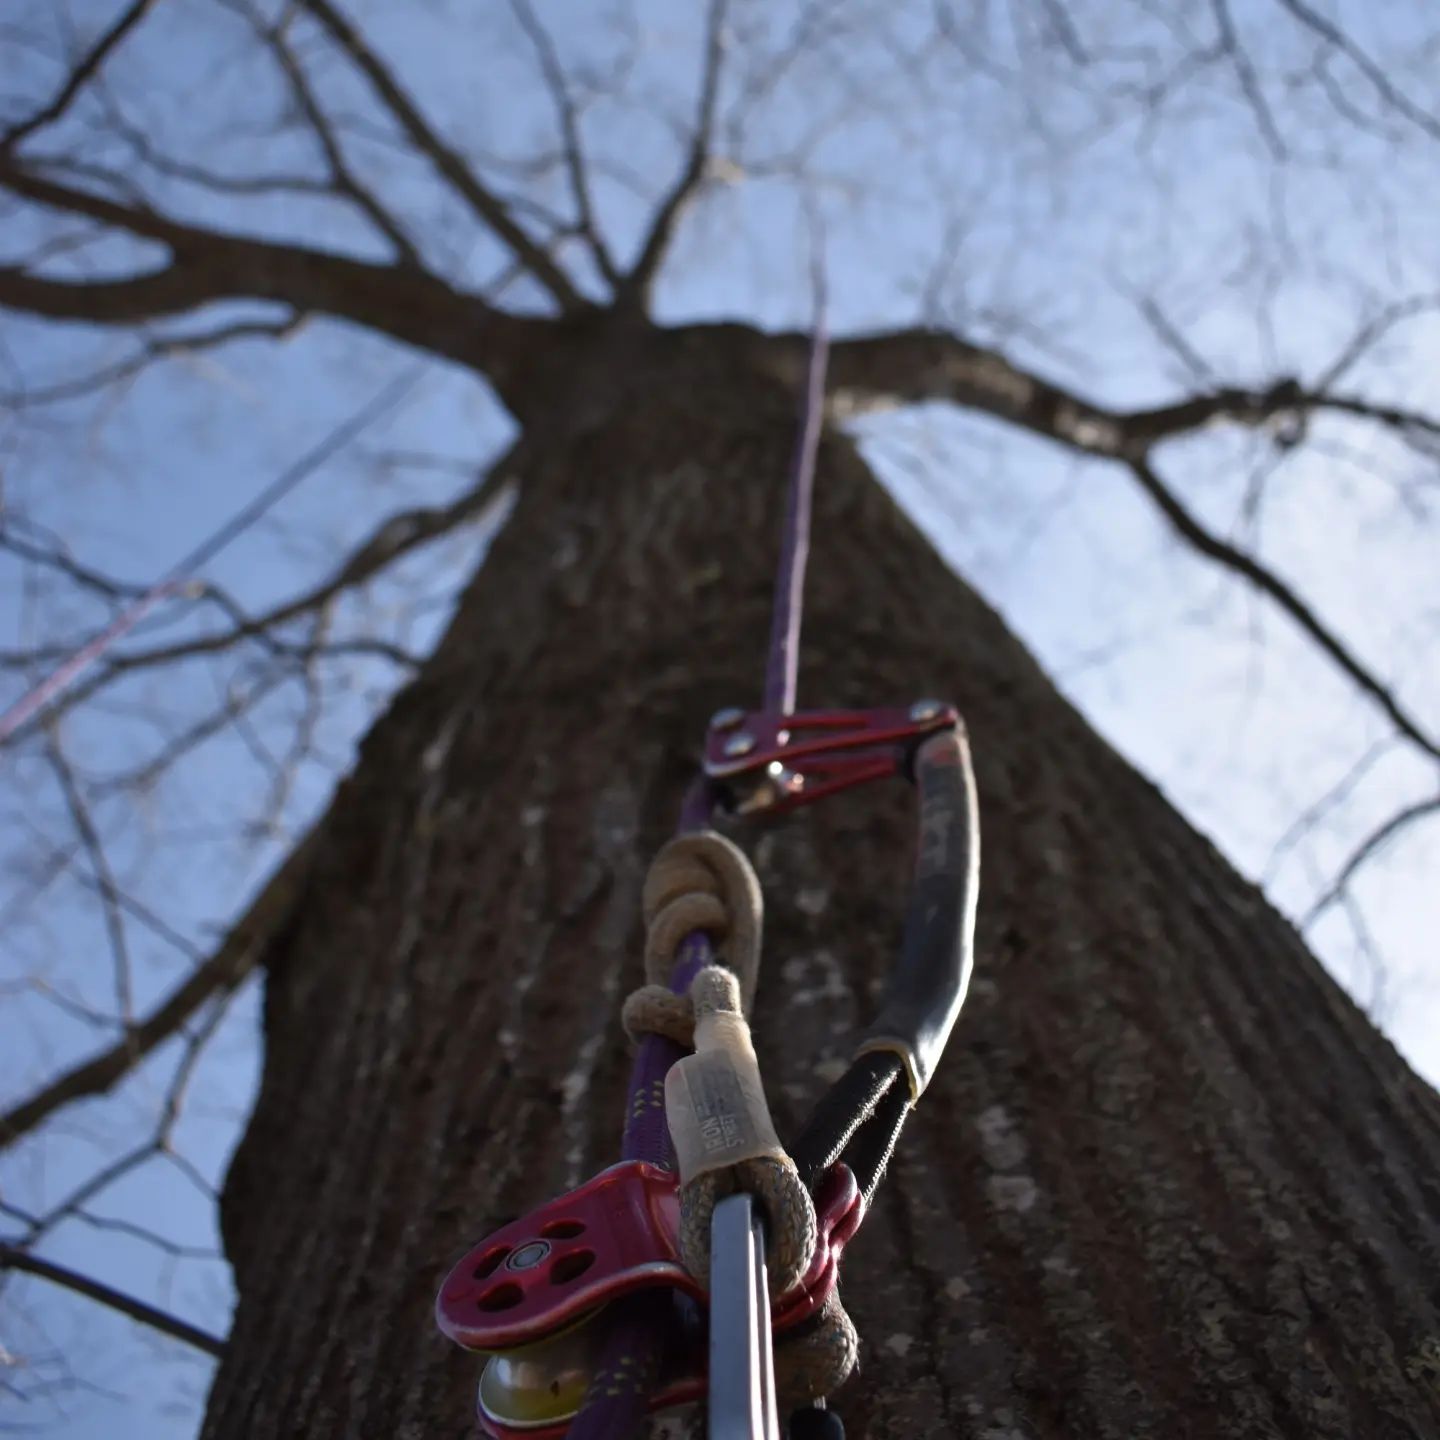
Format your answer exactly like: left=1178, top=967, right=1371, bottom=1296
left=506, top=1241, right=550, bottom=1270
left=710, top=707, right=746, bottom=731
left=723, top=732, right=757, bottom=758
left=909, top=698, right=944, bottom=723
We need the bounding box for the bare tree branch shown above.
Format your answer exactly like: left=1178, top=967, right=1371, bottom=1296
left=1312, top=294, right=1440, bottom=393
left=156, top=991, right=230, bottom=1140
left=618, top=0, right=729, bottom=306
left=15, top=150, right=153, bottom=206
left=6, top=985, right=233, bottom=1266
left=5, top=977, right=116, bottom=1031
left=18, top=1137, right=160, bottom=1245
left=0, top=312, right=306, bottom=409
left=0, top=826, right=318, bottom=1151
left=74, top=89, right=337, bottom=197
left=1034, top=0, right=1090, bottom=65
left=91, top=671, right=288, bottom=797
left=0, top=1194, right=215, bottom=1260
left=1135, top=294, right=1219, bottom=385
left=0, top=258, right=241, bottom=325
left=0, top=1245, right=225, bottom=1357
left=42, top=734, right=134, bottom=1023
left=800, top=326, right=1298, bottom=449
left=60, top=1207, right=218, bottom=1260
left=0, top=517, right=148, bottom=602
left=0, top=367, right=424, bottom=745
left=1127, top=456, right=1438, bottom=762
left=5, top=219, right=112, bottom=272
left=1274, top=0, right=1440, bottom=144
left=0, top=0, right=158, bottom=155
left=243, top=466, right=512, bottom=630
left=753, top=324, right=1440, bottom=760
left=797, top=323, right=1440, bottom=467
left=1, top=11, right=1437, bottom=1416
left=0, top=163, right=547, bottom=384
left=1262, top=737, right=1393, bottom=880
left=1336, top=889, right=1388, bottom=1018
left=506, top=0, right=620, bottom=290
left=1304, top=792, right=1440, bottom=925
left=294, top=0, right=587, bottom=312
left=1211, top=0, right=1287, bottom=158
left=239, top=3, right=419, bottom=264
left=30, top=838, right=208, bottom=961
left=0, top=463, right=507, bottom=736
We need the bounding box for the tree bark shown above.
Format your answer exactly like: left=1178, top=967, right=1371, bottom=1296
left=202, top=320, right=1440, bottom=1440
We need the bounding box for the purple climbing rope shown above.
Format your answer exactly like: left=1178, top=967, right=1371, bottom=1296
left=764, top=304, right=830, bottom=717
left=570, top=798, right=717, bottom=1439
left=570, top=302, right=832, bottom=1437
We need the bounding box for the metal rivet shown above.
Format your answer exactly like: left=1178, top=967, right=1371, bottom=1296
left=710, top=707, right=746, bottom=731
left=909, top=699, right=944, bottom=723
left=506, top=1241, right=550, bottom=1271
left=723, top=732, right=756, bottom=758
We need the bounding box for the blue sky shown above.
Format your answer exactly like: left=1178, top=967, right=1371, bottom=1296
left=2, top=1, right=1438, bottom=1435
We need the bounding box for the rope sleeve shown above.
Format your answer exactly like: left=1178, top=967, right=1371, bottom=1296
left=666, top=967, right=818, bottom=1297
left=664, top=968, right=787, bottom=1183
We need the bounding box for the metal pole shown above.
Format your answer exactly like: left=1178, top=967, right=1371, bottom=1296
left=708, top=1193, right=779, bottom=1440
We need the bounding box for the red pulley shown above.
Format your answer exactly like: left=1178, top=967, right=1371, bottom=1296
left=436, top=1163, right=864, bottom=1439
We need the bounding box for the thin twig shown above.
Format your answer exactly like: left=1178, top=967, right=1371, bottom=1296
left=1304, top=792, right=1440, bottom=925
left=1274, top=0, right=1440, bottom=144
left=806, top=324, right=1440, bottom=760
left=43, top=734, right=134, bottom=1024
left=506, top=0, right=620, bottom=288
left=1262, top=737, right=1393, bottom=881
left=1, top=0, right=158, bottom=153
left=296, top=0, right=586, bottom=311
left=0, top=312, right=306, bottom=409
left=1210, top=0, right=1287, bottom=158
left=244, top=3, right=418, bottom=263
left=619, top=0, right=729, bottom=306
left=1128, top=456, right=1439, bottom=762
left=0, top=1246, right=225, bottom=1358
left=0, top=827, right=317, bottom=1150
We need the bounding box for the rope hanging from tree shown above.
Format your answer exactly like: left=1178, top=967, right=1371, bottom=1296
left=434, top=288, right=981, bottom=1440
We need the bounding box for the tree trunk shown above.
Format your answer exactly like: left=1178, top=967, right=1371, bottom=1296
left=202, top=322, right=1440, bottom=1440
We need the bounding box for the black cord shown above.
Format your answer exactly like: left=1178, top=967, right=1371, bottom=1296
left=788, top=1050, right=906, bottom=1192
left=788, top=1403, right=845, bottom=1438
left=843, top=1072, right=911, bottom=1204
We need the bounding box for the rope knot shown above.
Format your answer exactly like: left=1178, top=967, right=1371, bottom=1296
left=622, top=830, right=857, bottom=1402
left=621, top=830, right=763, bottom=1048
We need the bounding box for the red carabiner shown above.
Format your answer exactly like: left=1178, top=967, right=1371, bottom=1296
left=703, top=701, right=958, bottom=814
